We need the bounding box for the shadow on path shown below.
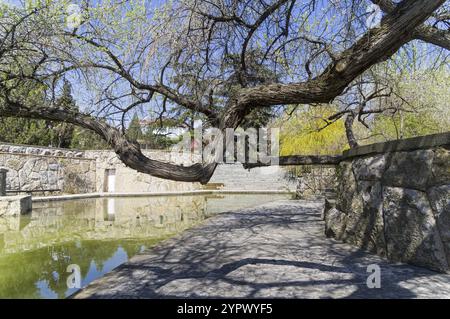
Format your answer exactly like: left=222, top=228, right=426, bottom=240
left=73, top=200, right=450, bottom=299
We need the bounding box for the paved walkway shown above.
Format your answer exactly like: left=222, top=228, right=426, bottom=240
left=74, top=200, right=450, bottom=299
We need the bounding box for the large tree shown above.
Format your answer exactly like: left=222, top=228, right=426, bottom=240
left=0, top=0, right=448, bottom=183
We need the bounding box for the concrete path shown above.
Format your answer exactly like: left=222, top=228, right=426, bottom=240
left=74, top=200, right=450, bottom=299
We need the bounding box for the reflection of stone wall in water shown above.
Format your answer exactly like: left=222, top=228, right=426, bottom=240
left=324, top=142, right=450, bottom=273
left=0, top=144, right=95, bottom=195
left=85, top=150, right=202, bottom=193
left=0, top=196, right=208, bottom=254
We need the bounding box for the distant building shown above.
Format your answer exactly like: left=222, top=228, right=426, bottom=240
left=139, top=119, right=188, bottom=139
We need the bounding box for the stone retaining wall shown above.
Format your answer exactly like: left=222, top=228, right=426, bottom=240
left=0, top=143, right=85, bottom=158
left=324, top=133, right=450, bottom=273
left=0, top=143, right=295, bottom=195
left=85, top=150, right=202, bottom=193
left=0, top=195, right=32, bottom=217
left=0, top=144, right=95, bottom=195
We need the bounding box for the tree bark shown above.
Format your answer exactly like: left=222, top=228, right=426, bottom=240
left=1, top=102, right=217, bottom=184
left=223, top=0, right=445, bottom=131
left=345, top=114, right=359, bottom=149
left=413, top=27, right=450, bottom=51
left=0, top=0, right=446, bottom=184
left=371, top=0, right=450, bottom=51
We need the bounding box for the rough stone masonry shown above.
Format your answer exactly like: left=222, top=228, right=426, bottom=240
left=324, top=133, right=450, bottom=273
left=0, top=144, right=95, bottom=195
left=0, top=143, right=295, bottom=195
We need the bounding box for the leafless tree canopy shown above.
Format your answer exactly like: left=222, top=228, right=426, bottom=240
left=0, top=0, right=448, bottom=183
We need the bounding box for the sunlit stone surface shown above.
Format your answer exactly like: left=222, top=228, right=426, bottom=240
left=74, top=200, right=450, bottom=299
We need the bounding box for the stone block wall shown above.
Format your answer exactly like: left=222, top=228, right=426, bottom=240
left=0, top=195, right=32, bottom=217
left=0, top=145, right=202, bottom=194
left=324, top=135, right=450, bottom=273
left=85, top=150, right=202, bottom=193
left=0, top=143, right=296, bottom=195
left=0, top=144, right=96, bottom=195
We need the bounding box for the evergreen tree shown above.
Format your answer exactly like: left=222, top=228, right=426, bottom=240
left=142, top=119, right=179, bottom=150
left=0, top=117, right=53, bottom=146
left=0, top=80, right=78, bottom=148
left=126, top=113, right=143, bottom=141
left=51, top=80, right=77, bottom=148
left=0, top=75, right=54, bottom=146
left=70, top=127, right=110, bottom=150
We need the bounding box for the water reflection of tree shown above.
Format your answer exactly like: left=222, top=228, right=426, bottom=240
left=0, top=239, right=160, bottom=299
left=2, top=197, right=207, bottom=254
left=0, top=195, right=275, bottom=298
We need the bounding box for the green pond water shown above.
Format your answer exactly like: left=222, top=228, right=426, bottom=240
left=0, top=193, right=291, bottom=299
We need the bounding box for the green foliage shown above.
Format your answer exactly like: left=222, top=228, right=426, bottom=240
left=126, top=113, right=144, bottom=141
left=221, top=51, right=279, bottom=129
left=142, top=130, right=179, bottom=150
left=0, top=80, right=79, bottom=148
left=141, top=118, right=182, bottom=150
left=275, top=105, right=348, bottom=180
left=240, top=107, right=274, bottom=129
left=371, top=111, right=444, bottom=141
left=0, top=117, right=53, bottom=146
left=126, top=114, right=179, bottom=149
left=51, top=80, right=78, bottom=148
left=361, top=63, right=450, bottom=143
left=70, top=128, right=109, bottom=150
left=277, top=105, right=348, bottom=156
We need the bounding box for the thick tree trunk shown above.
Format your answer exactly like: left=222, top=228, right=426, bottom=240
left=345, top=114, right=359, bottom=149
left=1, top=103, right=217, bottom=184
left=223, top=0, right=446, bottom=129
left=0, top=0, right=445, bottom=184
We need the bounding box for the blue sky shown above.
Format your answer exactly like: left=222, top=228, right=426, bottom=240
left=1, top=0, right=447, bottom=126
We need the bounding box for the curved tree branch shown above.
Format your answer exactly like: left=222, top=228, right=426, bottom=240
left=413, top=26, right=450, bottom=51
left=223, top=0, right=446, bottom=128
left=372, top=0, right=450, bottom=50
left=0, top=100, right=216, bottom=184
